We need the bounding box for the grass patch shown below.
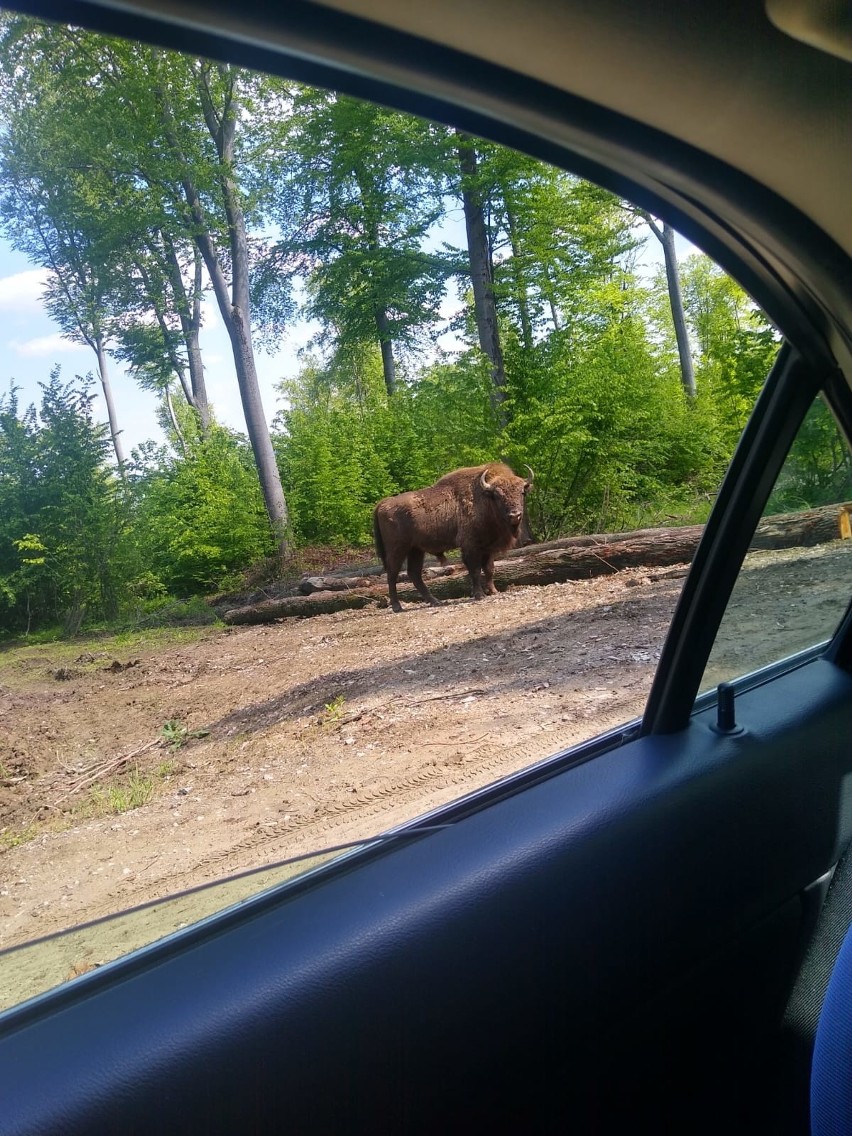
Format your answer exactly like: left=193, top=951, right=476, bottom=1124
left=113, top=594, right=222, bottom=632
left=0, top=825, right=38, bottom=851
left=0, top=600, right=222, bottom=657
left=88, top=767, right=154, bottom=816
left=0, top=624, right=221, bottom=682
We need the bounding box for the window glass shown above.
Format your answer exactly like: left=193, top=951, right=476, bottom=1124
left=0, top=8, right=782, bottom=1009
left=701, top=397, right=852, bottom=692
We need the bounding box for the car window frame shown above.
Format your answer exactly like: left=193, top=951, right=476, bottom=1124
left=0, top=0, right=850, bottom=1026
left=643, top=347, right=848, bottom=734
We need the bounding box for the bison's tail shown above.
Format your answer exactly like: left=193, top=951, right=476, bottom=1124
left=373, top=506, right=388, bottom=569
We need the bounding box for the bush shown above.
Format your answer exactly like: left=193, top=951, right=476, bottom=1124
left=129, top=425, right=276, bottom=595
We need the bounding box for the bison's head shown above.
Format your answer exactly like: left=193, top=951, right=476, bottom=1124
left=479, top=463, right=533, bottom=535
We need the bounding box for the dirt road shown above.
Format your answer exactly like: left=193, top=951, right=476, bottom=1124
left=0, top=541, right=845, bottom=1010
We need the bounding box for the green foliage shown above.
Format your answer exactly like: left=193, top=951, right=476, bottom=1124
left=323, top=695, right=346, bottom=723
left=676, top=255, right=780, bottom=451
left=767, top=397, right=852, bottom=514
left=0, top=371, right=127, bottom=633
left=0, top=369, right=273, bottom=634
left=258, top=90, right=450, bottom=394
left=160, top=719, right=210, bottom=750
left=274, top=351, right=399, bottom=545
left=130, top=425, right=276, bottom=594
left=273, top=342, right=507, bottom=547
left=0, top=16, right=823, bottom=606
left=504, top=302, right=719, bottom=536
left=0, top=16, right=292, bottom=538
left=271, top=233, right=788, bottom=548
left=112, top=594, right=221, bottom=633
left=403, top=352, right=498, bottom=473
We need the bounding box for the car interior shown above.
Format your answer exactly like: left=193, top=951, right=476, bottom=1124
left=1, top=1, right=851, bottom=1133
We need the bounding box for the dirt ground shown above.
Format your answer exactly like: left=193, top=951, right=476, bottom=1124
left=0, top=541, right=847, bottom=1011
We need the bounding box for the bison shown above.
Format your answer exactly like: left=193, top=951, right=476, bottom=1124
left=373, top=462, right=534, bottom=612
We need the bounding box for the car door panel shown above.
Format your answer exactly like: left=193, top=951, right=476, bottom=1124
left=1, top=657, right=850, bottom=1134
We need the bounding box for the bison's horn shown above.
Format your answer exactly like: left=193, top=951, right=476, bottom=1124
left=480, top=467, right=495, bottom=491
left=524, top=464, right=534, bottom=485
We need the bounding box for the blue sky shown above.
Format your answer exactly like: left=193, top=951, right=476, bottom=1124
left=0, top=218, right=694, bottom=456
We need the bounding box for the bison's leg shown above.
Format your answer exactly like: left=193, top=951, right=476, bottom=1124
left=384, top=551, right=406, bottom=614
left=482, top=556, right=499, bottom=596
left=407, top=548, right=441, bottom=607
left=461, top=552, right=486, bottom=601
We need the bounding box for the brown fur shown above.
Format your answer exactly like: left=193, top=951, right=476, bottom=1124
left=373, top=462, right=532, bottom=612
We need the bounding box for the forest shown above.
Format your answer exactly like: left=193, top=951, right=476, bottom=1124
left=0, top=13, right=840, bottom=638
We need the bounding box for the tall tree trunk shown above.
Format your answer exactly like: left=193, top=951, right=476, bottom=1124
left=136, top=254, right=204, bottom=432
left=660, top=223, right=696, bottom=399
left=27, top=210, right=129, bottom=469
left=191, top=64, right=290, bottom=555
left=506, top=206, right=534, bottom=354
left=455, top=130, right=508, bottom=429
left=185, top=251, right=210, bottom=432
left=641, top=213, right=696, bottom=399
left=160, top=235, right=210, bottom=432
left=353, top=165, right=398, bottom=399
left=94, top=333, right=127, bottom=471
left=164, top=383, right=187, bottom=456
left=223, top=304, right=289, bottom=541
left=183, top=322, right=209, bottom=433
left=375, top=307, right=397, bottom=396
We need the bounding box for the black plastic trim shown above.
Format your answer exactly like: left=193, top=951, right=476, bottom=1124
left=811, top=369, right=852, bottom=672
left=644, top=346, right=824, bottom=734
left=692, top=641, right=830, bottom=719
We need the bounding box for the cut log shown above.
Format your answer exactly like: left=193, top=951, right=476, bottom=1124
left=298, top=575, right=374, bottom=595
left=299, top=566, right=454, bottom=595
left=750, top=503, right=852, bottom=549
left=500, top=526, right=702, bottom=559
left=223, top=590, right=380, bottom=624
left=221, top=501, right=852, bottom=623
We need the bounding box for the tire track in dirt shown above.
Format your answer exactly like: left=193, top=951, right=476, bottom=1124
left=88, top=705, right=639, bottom=917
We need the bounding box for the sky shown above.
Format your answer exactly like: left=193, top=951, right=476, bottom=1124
left=0, top=242, right=307, bottom=454
left=0, top=216, right=697, bottom=456
left=0, top=213, right=471, bottom=453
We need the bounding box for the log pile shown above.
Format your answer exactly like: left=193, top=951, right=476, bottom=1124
left=220, top=502, right=852, bottom=625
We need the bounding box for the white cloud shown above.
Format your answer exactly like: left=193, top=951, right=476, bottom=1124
left=0, top=268, right=50, bottom=311
left=10, top=333, right=87, bottom=358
